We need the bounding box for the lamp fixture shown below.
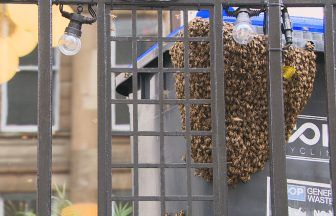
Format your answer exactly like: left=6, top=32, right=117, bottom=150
left=58, top=4, right=97, bottom=56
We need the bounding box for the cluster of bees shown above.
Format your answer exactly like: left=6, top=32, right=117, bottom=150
left=169, top=18, right=317, bottom=185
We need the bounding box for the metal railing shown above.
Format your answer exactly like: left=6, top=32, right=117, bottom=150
left=3, top=0, right=336, bottom=215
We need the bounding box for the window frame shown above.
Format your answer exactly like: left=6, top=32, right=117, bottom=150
left=0, top=50, right=60, bottom=133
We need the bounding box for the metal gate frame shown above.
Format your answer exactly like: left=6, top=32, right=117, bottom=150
left=2, top=0, right=336, bottom=215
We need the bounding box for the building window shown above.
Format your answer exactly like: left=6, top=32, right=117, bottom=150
left=1, top=48, right=60, bottom=132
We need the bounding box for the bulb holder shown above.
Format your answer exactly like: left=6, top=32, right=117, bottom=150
left=281, top=7, right=293, bottom=45
left=224, top=7, right=265, bottom=18
left=236, top=10, right=252, bottom=24
left=64, top=14, right=84, bottom=38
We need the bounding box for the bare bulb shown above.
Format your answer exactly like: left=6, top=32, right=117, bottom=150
left=58, top=33, right=81, bottom=56
left=232, top=12, right=256, bottom=45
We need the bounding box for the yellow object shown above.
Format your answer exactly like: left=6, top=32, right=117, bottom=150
left=61, top=203, right=97, bottom=216
left=0, top=13, right=13, bottom=38
left=283, top=66, right=297, bottom=80
left=7, top=4, right=38, bottom=31
left=1, top=6, right=37, bottom=57
left=0, top=38, right=19, bottom=84
left=7, top=4, right=73, bottom=47
left=10, top=27, right=38, bottom=57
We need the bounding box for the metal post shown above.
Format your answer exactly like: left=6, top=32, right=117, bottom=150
left=324, top=2, right=336, bottom=213
left=37, top=0, right=52, bottom=215
left=158, top=8, right=167, bottom=216
left=131, top=8, right=140, bottom=216
left=97, top=2, right=112, bottom=216
left=182, top=8, right=192, bottom=215
left=266, top=0, right=289, bottom=215
left=212, top=1, right=228, bottom=215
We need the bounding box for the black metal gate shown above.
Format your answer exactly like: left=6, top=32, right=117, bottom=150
left=2, top=0, right=336, bottom=215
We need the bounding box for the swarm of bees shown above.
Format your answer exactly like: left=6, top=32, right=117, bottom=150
left=169, top=18, right=317, bottom=185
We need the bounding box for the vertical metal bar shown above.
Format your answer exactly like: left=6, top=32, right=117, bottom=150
left=212, top=1, right=228, bottom=215
left=131, top=8, right=139, bottom=216
left=209, top=5, right=218, bottom=214
left=324, top=3, right=336, bottom=213
left=267, top=1, right=288, bottom=215
left=158, top=9, right=166, bottom=216
left=37, top=0, right=52, bottom=215
left=98, top=2, right=112, bottom=216
left=183, top=9, right=192, bottom=216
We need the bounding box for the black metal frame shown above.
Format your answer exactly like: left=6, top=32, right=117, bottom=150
left=37, top=0, right=52, bottom=215
left=4, top=0, right=336, bottom=6
left=3, top=0, right=336, bottom=215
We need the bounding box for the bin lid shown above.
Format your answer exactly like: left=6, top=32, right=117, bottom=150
left=116, top=12, right=324, bottom=96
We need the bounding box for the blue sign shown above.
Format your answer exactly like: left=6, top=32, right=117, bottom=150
left=288, top=184, right=306, bottom=202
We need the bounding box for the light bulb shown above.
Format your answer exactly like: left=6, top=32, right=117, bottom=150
left=232, top=11, right=256, bottom=45
left=58, top=32, right=81, bottom=56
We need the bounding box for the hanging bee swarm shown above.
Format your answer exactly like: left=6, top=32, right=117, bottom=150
left=169, top=18, right=317, bottom=185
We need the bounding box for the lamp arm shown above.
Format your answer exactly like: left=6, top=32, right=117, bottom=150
left=59, top=4, right=72, bottom=19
